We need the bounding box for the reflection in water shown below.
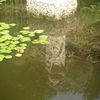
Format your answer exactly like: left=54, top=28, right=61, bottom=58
left=46, top=59, right=100, bottom=100
left=0, top=1, right=100, bottom=100
left=95, top=96, right=100, bottom=100
left=48, top=92, right=84, bottom=100
left=83, top=63, right=100, bottom=100
left=44, top=16, right=77, bottom=86
left=46, top=35, right=65, bottom=86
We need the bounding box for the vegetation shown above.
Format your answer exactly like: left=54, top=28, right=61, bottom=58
left=0, top=0, right=48, bottom=62
left=80, top=4, right=100, bottom=26
left=66, top=3, right=100, bottom=62
left=0, top=22, right=48, bottom=62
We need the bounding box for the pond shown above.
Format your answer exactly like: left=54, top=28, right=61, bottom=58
left=0, top=0, right=100, bottom=100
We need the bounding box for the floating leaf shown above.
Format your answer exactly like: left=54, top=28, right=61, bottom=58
left=1, top=34, right=12, bottom=40
left=0, top=22, right=48, bottom=62
left=0, top=27, right=4, bottom=31
left=0, top=57, right=4, bottom=61
left=9, top=23, right=16, bottom=26
left=17, top=35, right=24, bottom=38
left=12, top=37, right=19, bottom=41
left=38, top=35, right=48, bottom=44
left=20, top=37, right=31, bottom=42
left=23, top=27, right=30, bottom=30
left=34, top=30, right=44, bottom=34
left=0, top=22, right=10, bottom=29
left=0, top=49, right=12, bottom=53
left=5, top=55, right=12, bottom=59
left=20, top=30, right=30, bottom=34
left=0, top=30, right=9, bottom=34
left=15, top=53, right=22, bottom=57
left=0, top=55, right=5, bottom=61
left=17, top=49, right=24, bottom=53
left=11, top=41, right=19, bottom=45
left=20, top=43, right=27, bottom=47
left=28, top=33, right=35, bottom=37
left=5, top=41, right=10, bottom=45
left=9, top=44, right=16, bottom=48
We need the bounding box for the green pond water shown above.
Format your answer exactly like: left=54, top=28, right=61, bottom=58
left=0, top=0, right=100, bottom=100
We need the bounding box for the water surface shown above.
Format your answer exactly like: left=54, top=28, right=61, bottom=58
left=0, top=1, right=100, bottom=100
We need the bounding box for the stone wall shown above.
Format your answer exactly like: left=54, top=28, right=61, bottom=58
left=27, top=0, right=77, bottom=20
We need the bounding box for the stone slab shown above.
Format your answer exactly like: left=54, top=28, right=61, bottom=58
left=27, top=0, right=77, bottom=19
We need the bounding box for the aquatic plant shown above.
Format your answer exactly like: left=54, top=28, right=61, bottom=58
left=65, top=3, right=100, bottom=62
left=0, top=22, right=48, bottom=62
left=80, top=4, right=100, bottom=25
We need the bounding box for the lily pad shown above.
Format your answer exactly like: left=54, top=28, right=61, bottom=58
left=20, top=43, right=27, bottom=47
left=0, top=30, right=10, bottom=35
left=23, top=27, right=30, bottom=30
left=34, top=30, right=44, bottom=34
left=9, top=23, right=16, bottom=26
left=38, top=35, right=48, bottom=44
left=20, top=30, right=30, bottom=35
left=15, top=53, right=22, bottom=57
left=0, top=22, right=10, bottom=30
left=0, top=55, right=5, bottom=61
left=28, top=33, right=35, bottom=37
left=20, top=37, right=31, bottom=42
left=5, top=55, right=12, bottom=59
left=32, top=40, right=40, bottom=44
left=0, top=22, right=48, bottom=62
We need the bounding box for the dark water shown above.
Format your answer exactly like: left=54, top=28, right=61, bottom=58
left=0, top=1, right=100, bottom=100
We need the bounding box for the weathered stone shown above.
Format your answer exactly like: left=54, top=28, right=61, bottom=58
left=27, top=0, right=77, bottom=20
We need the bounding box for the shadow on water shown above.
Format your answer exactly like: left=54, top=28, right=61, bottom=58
left=0, top=0, right=100, bottom=100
